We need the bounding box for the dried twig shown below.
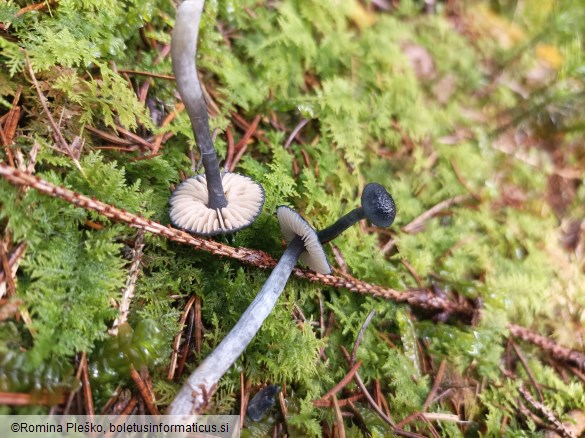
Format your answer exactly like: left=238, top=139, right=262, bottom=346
left=0, top=391, right=65, bottom=405
left=110, top=231, right=145, bottom=335
left=116, top=70, right=175, bottom=80
left=283, top=118, right=310, bottom=149
left=331, top=394, right=346, bottom=438
left=396, top=360, right=447, bottom=428
left=228, top=114, right=261, bottom=172
left=313, top=360, right=362, bottom=405
left=402, top=195, right=470, bottom=234
left=130, top=366, right=160, bottom=416
left=351, top=310, right=376, bottom=364
left=0, top=241, right=17, bottom=297
left=168, top=295, right=198, bottom=380
left=518, top=386, right=574, bottom=438
left=80, top=352, right=95, bottom=417
left=25, top=53, right=84, bottom=174
left=509, top=324, right=585, bottom=371
left=0, top=164, right=477, bottom=319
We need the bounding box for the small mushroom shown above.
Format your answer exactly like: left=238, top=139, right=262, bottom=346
left=170, top=0, right=264, bottom=235
left=167, top=183, right=397, bottom=414
left=317, top=182, right=396, bottom=244
left=167, top=206, right=330, bottom=414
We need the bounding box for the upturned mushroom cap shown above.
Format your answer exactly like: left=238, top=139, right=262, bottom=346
left=170, top=173, right=264, bottom=236
left=361, top=183, right=396, bottom=228
left=277, top=206, right=331, bottom=275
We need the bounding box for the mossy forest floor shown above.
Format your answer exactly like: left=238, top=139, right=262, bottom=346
left=1, top=0, right=585, bottom=436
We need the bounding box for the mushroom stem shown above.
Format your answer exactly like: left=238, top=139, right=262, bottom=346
left=317, top=207, right=365, bottom=244
left=167, top=237, right=305, bottom=415
left=172, top=0, right=227, bottom=209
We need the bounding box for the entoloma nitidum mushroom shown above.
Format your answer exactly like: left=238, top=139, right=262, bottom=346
left=170, top=0, right=264, bottom=235
left=167, top=183, right=396, bottom=414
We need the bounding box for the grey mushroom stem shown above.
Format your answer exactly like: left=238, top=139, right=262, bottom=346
left=167, top=237, right=305, bottom=415
left=317, top=207, right=365, bottom=244
left=172, top=0, right=227, bottom=209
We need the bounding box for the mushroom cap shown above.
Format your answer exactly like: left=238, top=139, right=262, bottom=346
left=361, top=183, right=396, bottom=228
left=169, top=172, right=264, bottom=236
left=277, top=206, right=331, bottom=275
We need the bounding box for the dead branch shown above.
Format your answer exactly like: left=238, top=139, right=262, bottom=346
left=0, top=163, right=477, bottom=320
left=509, top=324, right=585, bottom=371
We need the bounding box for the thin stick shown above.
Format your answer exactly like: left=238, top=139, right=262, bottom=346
left=402, top=195, right=470, bottom=234
left=351, top=310, right=376, bottom=364
left=168, top=295, right=198, bottom=380
left=396, top=360, right=447, bottom=428
left=0, top=392, right=65, bottom=405
left=25, top=54, right=84, bottom=174
left=229, top=115, right=261, bottom=172
left=0, top=242, right=17, bottom=296
left=80, top=352, right=95, bottom=418
left=110, top=230, right=145, bottom=335
left=511, top=342, right=544, bottom=402
left=130, top=366, right=160, bottom=416
left=283, top=118, right=310, bottom=150
left=314, top=360, right=363, bottom=404
left=509, top=324, right=585, bottom=370
left=331, top=394, right=346, bottom=438
left=518, top=386, right=574, bottom=438
left=117, top=70, right=175, bottom=80
left=224, top=126, right=235, bottom=172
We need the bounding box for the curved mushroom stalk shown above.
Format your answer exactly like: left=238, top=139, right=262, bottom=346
left=167, top=183, right=396, bottom=414
left=167, top=207, right=329, bottom=414
left=170, top=0, right=264, bottom=235
left=317, top=183, right=396, bottom=244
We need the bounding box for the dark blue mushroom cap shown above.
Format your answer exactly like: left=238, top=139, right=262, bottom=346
left=361, top=183, right=396, bottom=228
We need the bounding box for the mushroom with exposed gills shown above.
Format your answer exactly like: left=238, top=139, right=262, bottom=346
left=167, top=183, right=396, bottom=415
left=169, top=0, right=264, bottom=236
left=167, top=206, right=330, bottom=414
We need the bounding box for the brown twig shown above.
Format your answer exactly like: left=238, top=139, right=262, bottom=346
left=283, top=118, right=310, bottom=149
left=25, top=53, right=84, bottom=174
left=0, top=163, right=478, bottom=320
left=0, top=241, right=17, bottom=297
left=509, top=324, right=585, bottom=371
left=152, top=103, right=184, bottom=154
left=15, top=1, right=57, bottom=17
left=239, top=374, right=250, bottom=429
left=224, top=126, right=235, bottom=172
left=228, top=115, right=261, bottom=172
left=0, top=391, right=65, bottom=405
left=168, top=295, right=198, bottom=380
left=129, top=366, right=160, bottom=416
left=396, top=360, right=447, bottom=428
left=176, top=306, right=195, bottom=378
left=313, top=393, right=365, bottom=408
left=518, top=385, right=574, bottom=438
left=511, top=342, right=544, bottom=402
left=402, top=195, right=471, bottom=234
left=110, top=230, right=145, bottom=335
left=313, top=360, right=362, bottom=405
left=331, top=394, right=346, bottom=438
left=116, top=70, right=175, bottom=80
left=340, top=347, right=424, bottom=438
left=80, top=352, right=95, bottom=417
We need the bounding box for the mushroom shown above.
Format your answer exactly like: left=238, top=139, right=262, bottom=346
left=167, top=183, right=396, bottom=414
left=170, top=0, right=264, bottom=235
left=317, top=183, right=396, bottom=244
left=167, top=206, right=330, bottom=414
